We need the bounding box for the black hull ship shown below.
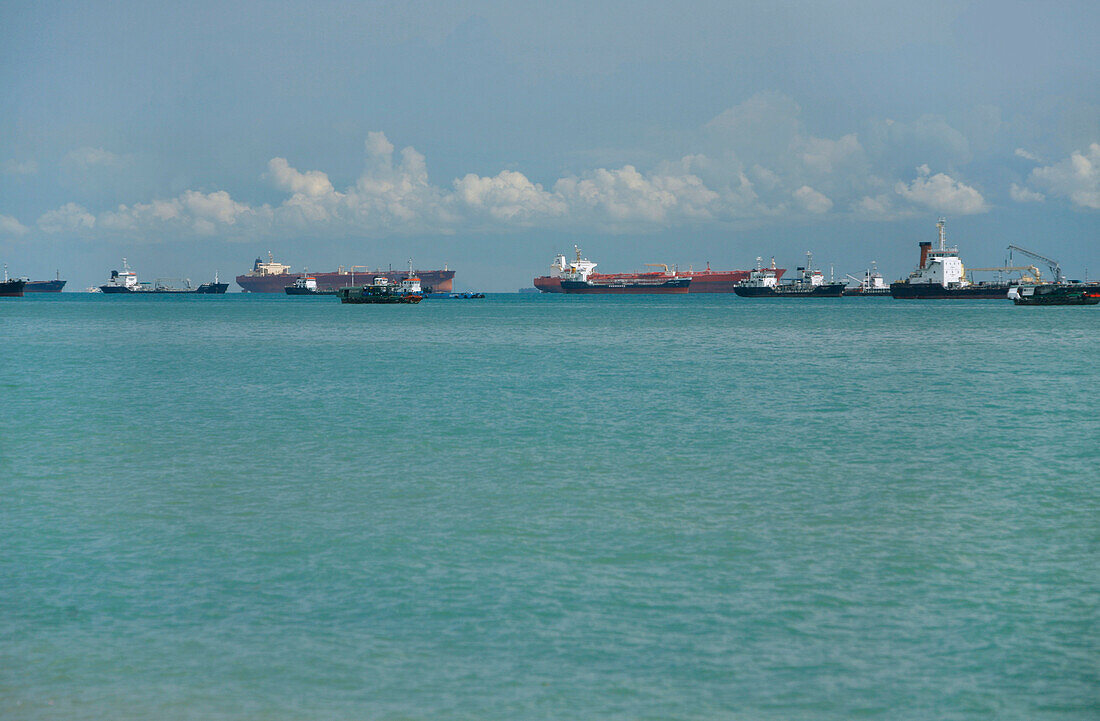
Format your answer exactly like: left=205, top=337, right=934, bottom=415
left=1009, top=284, right=1100, bottom=306
left=734, top=253, right=845, bottom=297
left=100, top=260, right=227, bottom=294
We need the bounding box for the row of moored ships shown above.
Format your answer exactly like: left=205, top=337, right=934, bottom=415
left=532, top=219, right=1099, bottom=302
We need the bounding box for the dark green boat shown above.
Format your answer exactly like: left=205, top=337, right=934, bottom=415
left=336, top=275, right=424, bottom=304
left=1010, top=284, right=1100, bottom=306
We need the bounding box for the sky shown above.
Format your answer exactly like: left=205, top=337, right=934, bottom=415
left=1, top=0, right=1098, bottom=290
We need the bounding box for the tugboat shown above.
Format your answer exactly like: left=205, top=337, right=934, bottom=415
left=337, top=262, right=424, bottom=304
left=734, top=253, right=845, bottom=297
left=285, top=276, right=337, bottom=295
left=99, top=260, right=228, bottom=293
left=843, top=262, right=891, bottom=296
left=1008, top=283, right=1100, bottom=306
left=1, top=264, right=27, bottom=297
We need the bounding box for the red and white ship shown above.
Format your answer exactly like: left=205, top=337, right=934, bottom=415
left=533, top=248, right=784, bottom=293
left=236, top=252, right=455, bottom=293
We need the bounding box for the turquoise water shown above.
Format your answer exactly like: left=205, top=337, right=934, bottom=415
left=2, top=294, right=1097, bottom=720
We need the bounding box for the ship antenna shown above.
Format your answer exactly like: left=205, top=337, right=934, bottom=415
left=3, top=264, right=7, bottom=282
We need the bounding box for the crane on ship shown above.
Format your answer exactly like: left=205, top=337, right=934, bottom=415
left=1007, top=245, right=1064, bottom=284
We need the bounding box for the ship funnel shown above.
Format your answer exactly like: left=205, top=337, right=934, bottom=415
left=919, top=242, right=932, bottom=269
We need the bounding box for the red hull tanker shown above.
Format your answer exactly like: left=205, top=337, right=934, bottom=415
left=534, top=255, right=784, bottom=294
left=236, top=253, right=455, bottom=293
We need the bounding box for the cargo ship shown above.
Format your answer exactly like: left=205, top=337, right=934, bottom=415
left=99, top=260, right=228, bottom=293
left=533, top=251, right=782, bottom=293
left=530, top=248, right=774, bottom=292
left=1008, top=283, right=1100, bottom=306
left=541, top=247, right=691, bottom=293
left=1, top=265, right=26, bottom=297
left=734, top=253, right=845, bottom=297
left=24, top=271, right=66, bottom=293
left=236, top=252, right=455, bottom=293
left=890, top=219, right=1038, bottom=299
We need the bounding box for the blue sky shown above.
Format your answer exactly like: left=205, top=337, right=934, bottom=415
left=2, top=0, right=1098, bottom=289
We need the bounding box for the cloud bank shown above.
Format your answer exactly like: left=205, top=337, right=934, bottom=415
left=21, top=94, right=1070, bottom=243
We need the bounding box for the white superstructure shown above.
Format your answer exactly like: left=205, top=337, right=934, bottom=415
left=103, top=258, right=141, bottom=290
left=553, top=246, right=598, bottom=283
left=904, top=219, right=968, bottom=287
left=739, top=257, right=780, bottom=288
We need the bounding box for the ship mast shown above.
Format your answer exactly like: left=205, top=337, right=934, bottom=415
left=937, top=217, right=947, bottom=251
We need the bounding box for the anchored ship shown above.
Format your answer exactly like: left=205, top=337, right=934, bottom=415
left=1009, top=283, right=1100, bottom=306
left=1, top=265, right=27, bottom=297
left=337, top=264, right=424, bottom=304
left=843, top=262, right=890, bottom=296
left=24, top=271, right=66, bottom=293
left=734, top=253, right=845, bottom=297
left=236, top=252, right=455, bottom=293
left=99, top=259, right=228, bottom=293
left=541, top=247, right=691, bottom=293
left=533, top=251, right=782, bottom=293
left=890, top=219, right=1040, bottom=299
left=285, top=276, right=336, bottom=295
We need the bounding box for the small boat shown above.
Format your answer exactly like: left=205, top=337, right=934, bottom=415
left=337, top=264, right=424, bottom=304
left=843, top=262, right=891, bottom=296
left=1008, top=283, right=1100, bottom=306
left=285, top=276, right=337, bottom=295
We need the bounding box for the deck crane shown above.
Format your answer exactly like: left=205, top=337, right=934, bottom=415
left=1007, top=245, right=1064, bottom=284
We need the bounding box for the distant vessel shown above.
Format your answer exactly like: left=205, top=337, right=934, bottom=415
left=533, top=251, right=781, bottom=293
left=1, top=265, right=27, bottom=297
left=890, top=219, right=1038, bottom=299
left=99, top=259, right=228, bottom=293
left=538, top=247, right=691, bottom=294
left=1009, top=284, right=1100, bottom=306
left=24, top=271, right=66, bottom=293
left=285, top=276, right=336, bottom=295
left=843, top=263, right=890, bottom=296
left=734, top=253, right=845, bottom=297
left=236, top=252, right=454, bottom=293
left=337, top=264, right=425, bottom=304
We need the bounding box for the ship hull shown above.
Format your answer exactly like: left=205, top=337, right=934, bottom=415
left=238, top=269, right=455, bottom=293
left=285, top=286, right=337, bottom=295
left=100, top=282, right=228, bottom=294
left=890, top=282, right=1015, bottom=299
left=734, top=282, right=846, bottom=297
left=842, top=287, right=891, bottom=296
left=560, top=278, right=690, bottom=293
left=24, top=280, right=66, bottom=293
left=534, top=269, right=783, bottom=293
left=1012, top=284, right=1100, bottom=306
left=0, top=279, right=26, bottom=297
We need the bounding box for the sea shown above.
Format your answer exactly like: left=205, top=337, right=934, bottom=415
left=2, top=293, right=1097, bottom=720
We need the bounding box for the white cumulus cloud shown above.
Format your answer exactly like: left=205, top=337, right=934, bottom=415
left=894, top=165, right=988, bottom=214
left=2, top=159, right=38, bottom=175
left=65, top=146, right=126, bottom=169
left=1027, top=143, right=1100, bottom=209
left=37, top=202, right=97, bottom=233
left=1009, top=183, right=1044, bottom=203
left=0, top=213, right=29, bottom=235
left=793, top=185, right=833, bottom=213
